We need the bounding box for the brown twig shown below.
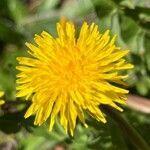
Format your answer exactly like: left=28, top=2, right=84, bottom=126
left=127, top=95, right=150, bottom=114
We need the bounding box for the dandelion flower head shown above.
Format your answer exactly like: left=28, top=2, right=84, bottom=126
left=0, top=91, right=5, bottom=105
left=16, top=18, right=133, bottom=135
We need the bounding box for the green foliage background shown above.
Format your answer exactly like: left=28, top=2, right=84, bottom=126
left=0, top=0, right=150, bottom=149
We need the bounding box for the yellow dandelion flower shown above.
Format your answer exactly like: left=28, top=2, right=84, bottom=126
left=16, top=19, right=133, bottom=135
left=0, top=91, right=5, bottom=105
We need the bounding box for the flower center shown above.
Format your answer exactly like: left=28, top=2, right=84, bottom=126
left=59, top=59, right=84, bottom=90
left=49, top=47, right=98, bottom=91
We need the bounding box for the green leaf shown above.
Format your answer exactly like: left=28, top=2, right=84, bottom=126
left=146, top=53, right=150, bottom=71
left=0, top=0, right=9, bottom=17
left=94, top=0, right=116, bottom=18
left=87, top=118, right=113, bottom=150
left=71, top=124, right=91, bottom=150
left=111, top=13, right=127, bottom=47
left=120, top=15, right=145, bottom=54
left=61, top=0, right=95, bottom=18
left=21, top=121, right=68, bottom=150
left=136, top=80, right=149, bottom=96
left=120, top=0, right=135, bottom=9
left=37, top=0, right=59, bottom=13
left=97, top=15, right=112, bottom=31
left=7, top=0, right=28, bottom=24
left=0, top=21, right=24, bottom=44
left=0, top=48, right=26, bottom=100
left=132, top=0, right=150, bottom=8
left=23, top=18, right=57, bottom=37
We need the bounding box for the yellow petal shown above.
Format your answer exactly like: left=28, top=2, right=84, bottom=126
left=0, top=100, right=5, bottom=105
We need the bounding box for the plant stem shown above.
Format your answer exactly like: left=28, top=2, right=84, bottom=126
left=102, top=105, right=150, bottom=150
